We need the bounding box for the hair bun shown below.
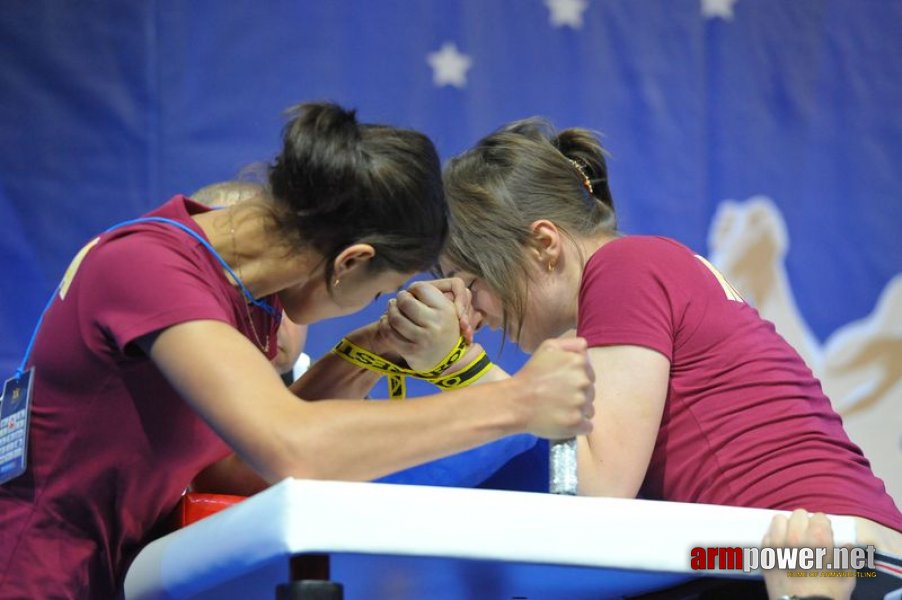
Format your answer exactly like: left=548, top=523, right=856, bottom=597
left=288, top=102, right=359, bottom=143
left=552, top=128, right=613, bottom=209
left=273, top=102, right=364, bottom=215
left=267, top=100, right=446, bottom=288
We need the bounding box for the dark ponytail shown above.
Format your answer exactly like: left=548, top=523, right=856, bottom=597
left=268, top=102, right=447, bottom=286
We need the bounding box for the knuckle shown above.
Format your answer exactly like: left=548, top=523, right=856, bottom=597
left=570, top=409, right=585, bottom=427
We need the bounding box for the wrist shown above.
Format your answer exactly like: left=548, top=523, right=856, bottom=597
left=496, top=376, right=532, bottom=436
left=346, top=323, right=403, bottom=365
left=439, top=343, right=485, bottom=377
left=462, top=376, right=528, bottom=438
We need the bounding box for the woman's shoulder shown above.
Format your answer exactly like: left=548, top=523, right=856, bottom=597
left=75, top=196, right=221, bottom=296
left=587, top=235, right=696, bottom=269
left=93, top=196, right=210, bottom=258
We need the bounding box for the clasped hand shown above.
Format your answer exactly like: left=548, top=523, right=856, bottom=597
left=377, top=278, right=474, bottom=373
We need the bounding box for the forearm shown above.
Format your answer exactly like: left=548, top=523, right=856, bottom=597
left=290, top=323, right=397, bottom=400
left=196, top=376, right=526, bottom=491
left=145, top=320, right=591, bottom=490
left=264, top=378, right=530, bottom=483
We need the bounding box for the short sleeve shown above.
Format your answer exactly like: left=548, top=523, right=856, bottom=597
left=577, top=239, right=676, bottom=361
left=76, top=230, right=235, bottom=353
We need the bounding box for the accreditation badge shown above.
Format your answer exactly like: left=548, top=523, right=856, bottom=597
left=0, top=368, right=35, bottom=485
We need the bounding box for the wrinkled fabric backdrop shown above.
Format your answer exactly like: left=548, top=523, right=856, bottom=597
left=1, top=0, right=899, bottom=504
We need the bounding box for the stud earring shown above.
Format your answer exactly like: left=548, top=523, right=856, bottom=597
left=547, top=262, right=555, bottom=272
left=333, top=278, right=341, bottom=287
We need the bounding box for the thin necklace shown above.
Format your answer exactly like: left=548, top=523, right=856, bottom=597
left=229, top=209, right=270, bottom=354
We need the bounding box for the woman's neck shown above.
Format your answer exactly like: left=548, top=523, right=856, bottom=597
left=193, top=203, right=317, bottom=299
left=578, top=230, right=620, bottom=269
left=552, top=230, right=620, bottom=333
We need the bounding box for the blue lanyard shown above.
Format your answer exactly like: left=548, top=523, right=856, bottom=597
left=15, top=216, right=278, bottom=379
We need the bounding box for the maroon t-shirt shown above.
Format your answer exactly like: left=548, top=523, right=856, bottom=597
left=578, top=235, right=902, bottom=530
left=0, top=196, right=280, bottom=598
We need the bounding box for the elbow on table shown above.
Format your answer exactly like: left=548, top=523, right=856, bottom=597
left=257, top=425, right=346, bottom=483
left=577, top=445, right=646, bottom=499
left=261, top=446, right=328, bottom=483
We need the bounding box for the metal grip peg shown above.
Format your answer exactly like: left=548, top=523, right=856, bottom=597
left=549, top=438, right=578, bottom=495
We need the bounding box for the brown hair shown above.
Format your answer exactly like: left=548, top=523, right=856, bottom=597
left=442, top=118, right=616, bottom=338
left=267, top=102, right=447, bottom=286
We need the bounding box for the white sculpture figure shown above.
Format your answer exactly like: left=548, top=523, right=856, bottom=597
left=708, top=195, right=901, bottom=504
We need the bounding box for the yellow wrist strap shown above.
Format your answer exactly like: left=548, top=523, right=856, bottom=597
left=427, top=350, right=493, bottom=390
left=331, top=336, right=470, bottom=399
left=419, top=337, right=469, bottom=378
left=331, top=337, right=411, bottom=398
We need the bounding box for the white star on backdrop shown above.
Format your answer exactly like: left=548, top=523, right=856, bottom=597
left=426, top=42, right=473, bottom=88
left=701, top=0, right=739, bottom=20
left=545, top=0, right=589, bottom=29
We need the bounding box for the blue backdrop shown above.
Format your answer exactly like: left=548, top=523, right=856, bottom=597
left=1, top=0, right=900, bottom=497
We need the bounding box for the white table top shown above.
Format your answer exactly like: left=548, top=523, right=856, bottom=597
left=124, top=478, right=857, bottom=600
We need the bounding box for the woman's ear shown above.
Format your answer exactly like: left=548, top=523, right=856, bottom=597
left=528, top=220, right=563, bottom=267
left=332, top=243, right=376, bottom=280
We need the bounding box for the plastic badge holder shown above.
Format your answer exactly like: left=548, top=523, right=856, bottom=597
left=0, top=368, right=34, bottom=485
